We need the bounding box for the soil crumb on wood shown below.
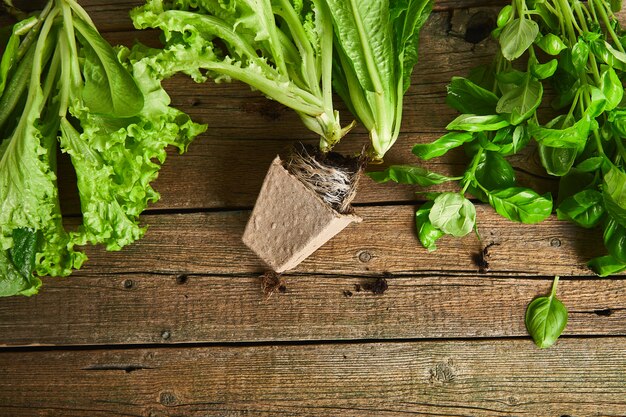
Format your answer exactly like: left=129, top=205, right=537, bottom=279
left=474, top=242, right=499, bottom=274
left=343, top=290, right=353, bottom=298
left=261, top=271, right=286, bottom=297
left=362, top=277, right=388, bottom=295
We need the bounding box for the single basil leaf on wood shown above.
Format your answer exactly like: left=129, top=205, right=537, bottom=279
left=556, top=189, right=605, bottom=228
left=475, top=151, right=516, bottom=191
left=366, top=165, right=456, bottom=186
left=600, top=66, right=623, bottom=112
left=571, top=40, right=590, bottom=72
left=446, top=77, right=499, bottom=115
left=487, top=187, right=552, bottom=223
left=412, top=132, right=474, bottom=160
left=73, top=17, right=144, bottom=117
left=415, top=201, right=445, bottom=252
left=525, top=276, right=568, bottom=349
left=446, top=114, right=510, bottom=132
left=588, top=255, right=626, bottom=277
left=499, top=18, right=539, bottom=60
left=531, top=59, right=558, bottom=80
left=602, top=165, right=626, bottom=228
left=429, top=192, right=476, bottom=237
left=534, top=33, right=566, bottom=55
left=496, top=77, right=542, bottom=125
left=603, top=219, right=626, bottom=264
left=538, top=143, right=577, bottom=176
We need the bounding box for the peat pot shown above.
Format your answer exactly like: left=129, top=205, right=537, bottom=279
left=243, top=156, right=362, bottom=273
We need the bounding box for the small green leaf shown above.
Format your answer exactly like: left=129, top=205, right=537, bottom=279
left=499, top=18, right=539, bottom=60
left=412, top=132, right=474, bottom=160
left=602, top=165, right=626, bottom=228
left=487, top=187, right=553, bottom=223
left=446, top=77, right=499, bottom=115
left=535, top=33, right=567, bottom=55
left=525, top=276, right=568, bottom=349
left=600, top=66, right=623, bottom=111
left=531, top=59, right=558, bottom=79
left=496, top=77, right=543, bottom=125
left=575, top=157, right=605, bottom=173
left=428, top=193, right=476, bottom=237
left=538, top=144, right=578, bottom=176
left=556, top=189, right=605, bottom=228
left=415, top=202, right=445, bottom=252
left=571, top=40, right=590, bottom=72
left=603, top=219, right=626, bottom=264
left=588, top=255, right=626, bottom=276
left=528, top=115, right=592, bottom=148
left=446, top=114, right=510, bottom=132
left=367, top=165, right=456, bottom=186
left=492, top=125, right=530, bottom=156
left=475, top=151, right=516, bottom=191
left=496, top=5, right=512, bottom=28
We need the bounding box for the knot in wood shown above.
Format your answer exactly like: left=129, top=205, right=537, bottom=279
left=550, top=238, right=562, bottom=247
left=159, top=391, right=177, bottom=406
left=358, top=250, right=372, bottom=263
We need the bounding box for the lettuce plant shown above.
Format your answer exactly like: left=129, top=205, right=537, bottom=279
left=0, top=0, right=205, bottom=296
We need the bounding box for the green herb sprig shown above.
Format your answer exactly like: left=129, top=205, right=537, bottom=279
left=370, top=0, right=626, bottom=276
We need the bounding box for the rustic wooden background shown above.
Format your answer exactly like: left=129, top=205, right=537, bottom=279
left=1, top=1, right=625, bottom=416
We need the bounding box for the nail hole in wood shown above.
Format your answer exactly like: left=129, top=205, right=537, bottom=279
left=465, top=11, right=495, bottom=44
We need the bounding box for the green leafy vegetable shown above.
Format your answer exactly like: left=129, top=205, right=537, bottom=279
left=0, top=1, right=205, bottom=296
left=428, top=193, right=476, bottom=237
left=525, top=276, right=568, bottom=349
left=326, top=0, right=434, bottom=159
left=367, top=165, right=458, bottom=187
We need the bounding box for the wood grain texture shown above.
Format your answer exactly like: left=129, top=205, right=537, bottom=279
left=0, top=274, right=623, bottom=346
left=1, top=338, right=625, bottom=416
left=62, top=205, right=606, bottom=277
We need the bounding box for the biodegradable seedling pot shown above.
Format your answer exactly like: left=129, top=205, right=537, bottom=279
left=243, top=156, right=362, bottom=273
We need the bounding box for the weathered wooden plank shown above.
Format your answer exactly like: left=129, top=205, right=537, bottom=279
left=1, top=338, right=624, bottom=416
left=0, top=274, right=623, bottom=346
left=67, top=205, right=607, bottom=277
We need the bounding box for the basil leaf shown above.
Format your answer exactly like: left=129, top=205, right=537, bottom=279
left=528, top=115, right=592, bottom=148
left=412, top=132, right=474, bottom=160
left=525, top=276, right=568, bottom=349
left=73, top=17, right=144, bottom=117
left=535, top=33, right=567, bottom=55
left=496, top=5, right=512, bottom=28
left=588, top=255, right=626, bottom=277
left=496, top=77, right=542, bottom=125
left=428, top=192, right=476, bottom=237
left=556, top=189, right=605, bottom=228
left=367, top=165, right=456, bottom=186
left=446, top=77, right=499, bottom=115
left=575, top=157, right=605, bottom=172
left=538, top=144, right=577, bottom=176
left=602, top=165, right=626, bottom=228
left=446, top=114, right=510, bottom=132
left=603, top=219, right=626, bottom=263
left=492, top=125, right=530, bottom=156
left=571, top=40, right=590, bottom=72
left=475, top=151, right=516, bottom=191
left=499, top=18, right=539, bottom=60
left=487, top=187, right=553, bottom=223
left=531, top=59, right=558, bottom=79
left=600, top=66, right=623, bottom=112
left=415, top=201, right=445, bottom=252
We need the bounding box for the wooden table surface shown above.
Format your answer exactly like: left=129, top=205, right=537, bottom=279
left=1, top=1, right=625, bottom=416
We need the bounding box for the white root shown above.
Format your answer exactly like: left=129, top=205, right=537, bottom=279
left=286, top=145, right=361, bottom=214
